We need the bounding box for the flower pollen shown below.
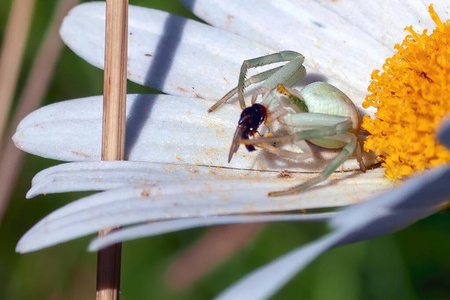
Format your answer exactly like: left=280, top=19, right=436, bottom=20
left=362, top=5, right=450, bottom=180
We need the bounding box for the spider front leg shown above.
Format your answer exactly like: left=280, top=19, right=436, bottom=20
left=208, top=51, right=306, bottom=112
left=208, top=67, right=282, bottom=112
left=238, top=51, right=306, bottom=108
left=242, top=116, right=354, bottom=146
left=257, top=140, right=313, bottom=162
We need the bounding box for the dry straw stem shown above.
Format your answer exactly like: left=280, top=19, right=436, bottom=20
left=101, top=0, right=128, bottom=162
left=0, top=0, right=78, bottom=223
left=97, top=0, right=128, bottom=299
left=0, top=0, right=35, bottom=146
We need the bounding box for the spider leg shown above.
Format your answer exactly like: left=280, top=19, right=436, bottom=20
left=258, top=140, right=312, bottom=161
left=241, top=117, right=353, bottom=146
left=268, top=134, right=357, bottom=196
left=356, top=141, right=367, bottom=172
left=240, top=52, right=306, bottom=109
left=254, top=54, right=305, bottom=92
left=208, top=66, right=283, bottom=112
left=280, top=113, right=350, bottom=128
left=215, top=51, right=306, bottom=111
left=211, top=51, right=306, bottom=112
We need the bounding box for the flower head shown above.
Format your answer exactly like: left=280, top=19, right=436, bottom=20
left=363, top=5, right=450, bottom=179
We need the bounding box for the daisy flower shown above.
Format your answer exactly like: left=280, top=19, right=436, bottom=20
left=13, top=1, right=450, bottom=299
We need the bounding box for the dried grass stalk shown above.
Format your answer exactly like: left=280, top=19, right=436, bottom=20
left=0, top=0, right=36, bottom=146
left=97, top=0, right=129, bottom=299
left=0, top=0, right=79, bottom=223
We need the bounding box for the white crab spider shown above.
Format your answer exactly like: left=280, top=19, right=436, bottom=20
left=209, top=51, right=365, bottom=196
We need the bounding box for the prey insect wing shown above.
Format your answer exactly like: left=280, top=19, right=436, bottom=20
left=228, top=123, right=248, bottom=163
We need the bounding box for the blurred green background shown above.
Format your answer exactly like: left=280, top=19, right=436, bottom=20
left=1, top=0, right=450, bottom=299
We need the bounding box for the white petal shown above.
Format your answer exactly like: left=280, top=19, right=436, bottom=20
left=60, top=2, right=274, bottom=99
left=333, top=170, right=450, bottom=231
left=182, top=0, right=397, bottom=112
left=27, top=161, right=385, bottom=198
left=88, top=213, right=335, bottom=251
left=16, top=169, right=390, bottom=253
left=215, top=166, right=450, bottom=300
left=311, top=0, right=443, bottom=48
left=25, top=161, right=280, bottom=198
left=14, top=95, right=378, bottom=171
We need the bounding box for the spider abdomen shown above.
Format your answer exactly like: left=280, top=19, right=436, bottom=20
left=275, top=82, right=360, bottom=149
left=300, top=82, right=360, bottom=135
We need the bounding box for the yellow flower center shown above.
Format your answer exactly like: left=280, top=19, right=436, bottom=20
left=361, top=5, right=450, bottom=180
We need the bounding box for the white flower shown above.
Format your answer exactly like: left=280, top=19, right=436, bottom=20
left=13, top=1, right=450, bottom=299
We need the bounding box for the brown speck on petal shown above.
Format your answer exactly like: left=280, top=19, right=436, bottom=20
left=225, top=14, right=234, bottom=29
left=71, top=151, right=90, bottom=159
left=277, top=170, right=291, bottom=178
